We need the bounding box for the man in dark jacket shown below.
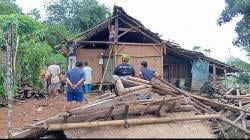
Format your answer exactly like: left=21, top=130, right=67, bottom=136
left=114, top=54, right=135, bottom=79
left=113, top=54, right=135, bottom=96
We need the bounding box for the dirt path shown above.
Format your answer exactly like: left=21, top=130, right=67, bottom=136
left=0, top=93, right=96, bottom=138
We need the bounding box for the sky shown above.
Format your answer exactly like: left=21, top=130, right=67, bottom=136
left=15, top=0, right=250, bottom=63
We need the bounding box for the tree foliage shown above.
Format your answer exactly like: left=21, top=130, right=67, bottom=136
left=0, top=0, right=22, bottom=15
left=27, top=8, right=41, bottom=20
left=45, top=0, right=111, bottom=33
left=217, top=0, right=250, bottom=56
left=226, top=57, right=250, bottom=71
left=226, top=57, right=250, bottom=84
left=0, top=14, right=44, bottom=37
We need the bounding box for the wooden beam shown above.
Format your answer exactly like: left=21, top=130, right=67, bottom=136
left=155, top=97, right=165, bottom=116
left=118, top=27, right=137, bottom=32
left=213, top=64, right=217, bottom=89
left=47, top=114, right=220, bottom=131
left=115, top=18, right=118, bottom=42
left=104, top=105, right=115, bottom=121
left=117, top=28, right=134, bottom=39
left=118, top=17, right=160, bottom=43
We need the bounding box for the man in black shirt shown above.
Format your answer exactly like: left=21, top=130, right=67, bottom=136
left=114, top=54, right=135, bottom=79
left=113, top=54, right=135, bottom=96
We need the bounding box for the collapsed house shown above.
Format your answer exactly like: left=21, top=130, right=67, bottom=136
left=9, top=6, right=248, bottom=139
left=66, top=6, right=163, bottom=88
left=60, top=5, right=240, bottom=92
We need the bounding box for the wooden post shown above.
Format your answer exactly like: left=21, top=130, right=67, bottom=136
left=114, top=18, right=118, bottom=42
left=213, top=64, right=217, bottom=89
left=7, top=24, right=14, bottom=138
left=224, top=69, right=227, bottom=89
left=155, top=97, right=165, bottom=116
left=104, top=105, right=115, bottom=121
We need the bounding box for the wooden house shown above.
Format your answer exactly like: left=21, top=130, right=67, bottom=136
left=67, top=6, right=164, bottom=86
left=59, top=5, right=240, bottom=91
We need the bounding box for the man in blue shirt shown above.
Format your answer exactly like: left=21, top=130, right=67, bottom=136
left=139, top=60, right=155, bottom=81
left=65, top=60, right=85, bottom=116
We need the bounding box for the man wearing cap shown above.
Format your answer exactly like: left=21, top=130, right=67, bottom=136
left=114, top=54, right=135, bottom=80
left=113, top=54, right=135, bottom=96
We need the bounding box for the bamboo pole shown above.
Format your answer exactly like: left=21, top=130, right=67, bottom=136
left=47, top=114, right=220, bottom=131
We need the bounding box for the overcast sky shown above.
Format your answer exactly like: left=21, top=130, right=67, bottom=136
left=16, top=0, right=250, bottom=63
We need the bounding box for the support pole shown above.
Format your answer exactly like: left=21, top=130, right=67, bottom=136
left=7, top=24, right=14, bottom=138
left=213, top=64, right=217, bottom=89
left=104, top=105, right=115, bottom=121
left=155, top=97, right=165, bottom=116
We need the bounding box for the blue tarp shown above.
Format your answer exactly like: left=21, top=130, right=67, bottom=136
left=191, top=59, right=209, bottom=82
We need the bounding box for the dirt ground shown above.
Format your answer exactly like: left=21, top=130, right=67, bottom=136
left=0, top=93, right=96, bottom=138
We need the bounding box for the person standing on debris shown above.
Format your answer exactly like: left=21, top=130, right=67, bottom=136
left=139, top=60, right=156, bottom=81
left=65, top=60, right=85, bottom=116
left=82, top=61, right=92, bottom=93
left=113, top=54, right=135, bottom=96
left=47, top=60, right=61, bottom=102
left=108, top=24, right=116, bottom=42
left=66, top=40, right=77, bottom=70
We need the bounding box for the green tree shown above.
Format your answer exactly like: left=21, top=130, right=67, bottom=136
left=226, top=57, right=250, bottom=71
left=225, top=57, right=250, bottom=84
left=0, top=0, right=22, bottom=15
left=27, top=8, right=41, bottom=20
left=217, top=0, right=250, bottom=56
left=45, top=0, right=111, bottom=33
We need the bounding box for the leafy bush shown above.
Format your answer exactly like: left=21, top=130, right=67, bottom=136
left=0, top=65, right=7, bottom=99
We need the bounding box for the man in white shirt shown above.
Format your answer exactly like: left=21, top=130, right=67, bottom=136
left=47, top=60, right=61, bottom=101
left=82, top=61, right=92, bottom=93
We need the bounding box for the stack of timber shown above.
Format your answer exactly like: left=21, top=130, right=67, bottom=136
left=10, top=74, right=250, bottom=138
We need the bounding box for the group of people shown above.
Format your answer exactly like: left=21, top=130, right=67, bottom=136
left=42, top=33, right=156, bottom=116
left=42, top=59, right=92, bottom=113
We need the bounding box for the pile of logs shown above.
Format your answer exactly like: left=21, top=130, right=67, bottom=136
left=16, top=84, right=47, bottom=100
left=10, top=74, right=250, bottom=138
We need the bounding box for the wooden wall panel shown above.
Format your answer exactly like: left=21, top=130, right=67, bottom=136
left=77, top=49, right=105, bottom=83
left=114, top=44, right=163, bottom=77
